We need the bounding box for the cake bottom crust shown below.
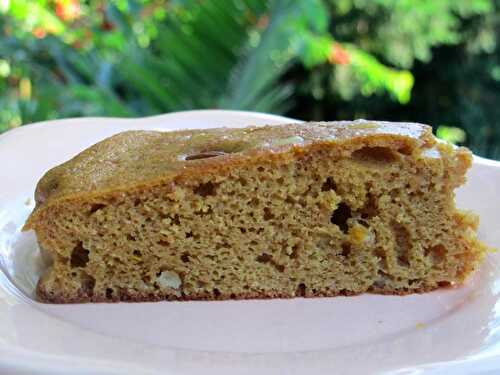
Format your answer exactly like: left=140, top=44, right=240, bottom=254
left=36, top=281, right=450, bottom=304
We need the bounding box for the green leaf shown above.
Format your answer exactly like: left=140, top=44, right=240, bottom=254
left=299, top=34, right=333, bottom=68
left=436, top=125, right=467, bottom=144
left=346, top=46, right=414, bottom=103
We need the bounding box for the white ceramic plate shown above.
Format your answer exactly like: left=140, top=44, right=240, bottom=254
left=1, top=110, right=500, bottom=375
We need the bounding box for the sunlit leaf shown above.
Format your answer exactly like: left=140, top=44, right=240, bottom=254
left=436, top=125, right=467, bottom=144
left=346, top=46, right=414, bottom=103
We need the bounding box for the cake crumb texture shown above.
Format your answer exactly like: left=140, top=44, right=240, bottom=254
left=23, top=120, right=487, bottom=303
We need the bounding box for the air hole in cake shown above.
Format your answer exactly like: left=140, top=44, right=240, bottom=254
left=89, top=203, right=106, bottom=214
left=185, top=231, right=193, bottom=238
left=352, top=146, right=398, bottom=163
left=426, top=244, right=447, bottom=263
left=106, top=288, right=113, bottom=299
left=256, top=253, right=286, bottom=272
left=81, top=271, right=95, bottom=296
left=70, top=242, right=89, bottom=268
left=185, top=151, right=227, bottom=160
left=341, top=243, right=351, bottom=257
left=194, top=181, right=218, bottom=197
left=392, top=222, right=411, bottom=267
left=331, top=202, right=352, bottom=233
left=263, top=207, right=274, bottom=220
left=274, top=263, right=285, bottom=273
left=249, top=197, right=260, bottom=207
left=358, top=219, right=369, bottom=228
left=256, top=253, right=272, bottom=263
left=181, top=252, right=190, bottom=263
left=321, top=177, right=337, bottom=191
left=296, top=283, right=306, bottom=297
left=134, top=198, right=141, bottom=206
left=398, top=144, right=413, bottom=155
left=216, top=242, right=230, bottom=250
left=437, top=281, right=452, bottom=287
left=360, top=194, right=378, bottom=219
left=170, top=214, right=181, bottom=225
left=213, top=288, right=221, bottom=297
left=133, top=250, right=142, bottom=258
left=127, top=234, right=136, bottom=241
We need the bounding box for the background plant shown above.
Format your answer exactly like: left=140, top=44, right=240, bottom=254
left=0, top=0, right=499, bottom=158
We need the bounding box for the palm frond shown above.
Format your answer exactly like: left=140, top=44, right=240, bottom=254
left=118, top=0, right=299, bottom=114
left=220, top=0, right=298, bottom=111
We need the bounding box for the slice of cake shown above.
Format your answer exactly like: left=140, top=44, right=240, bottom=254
left=23, top=120, right=487, bottom=303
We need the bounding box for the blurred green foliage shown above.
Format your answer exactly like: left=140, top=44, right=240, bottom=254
left=0, top=0, right=499, bottom=158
